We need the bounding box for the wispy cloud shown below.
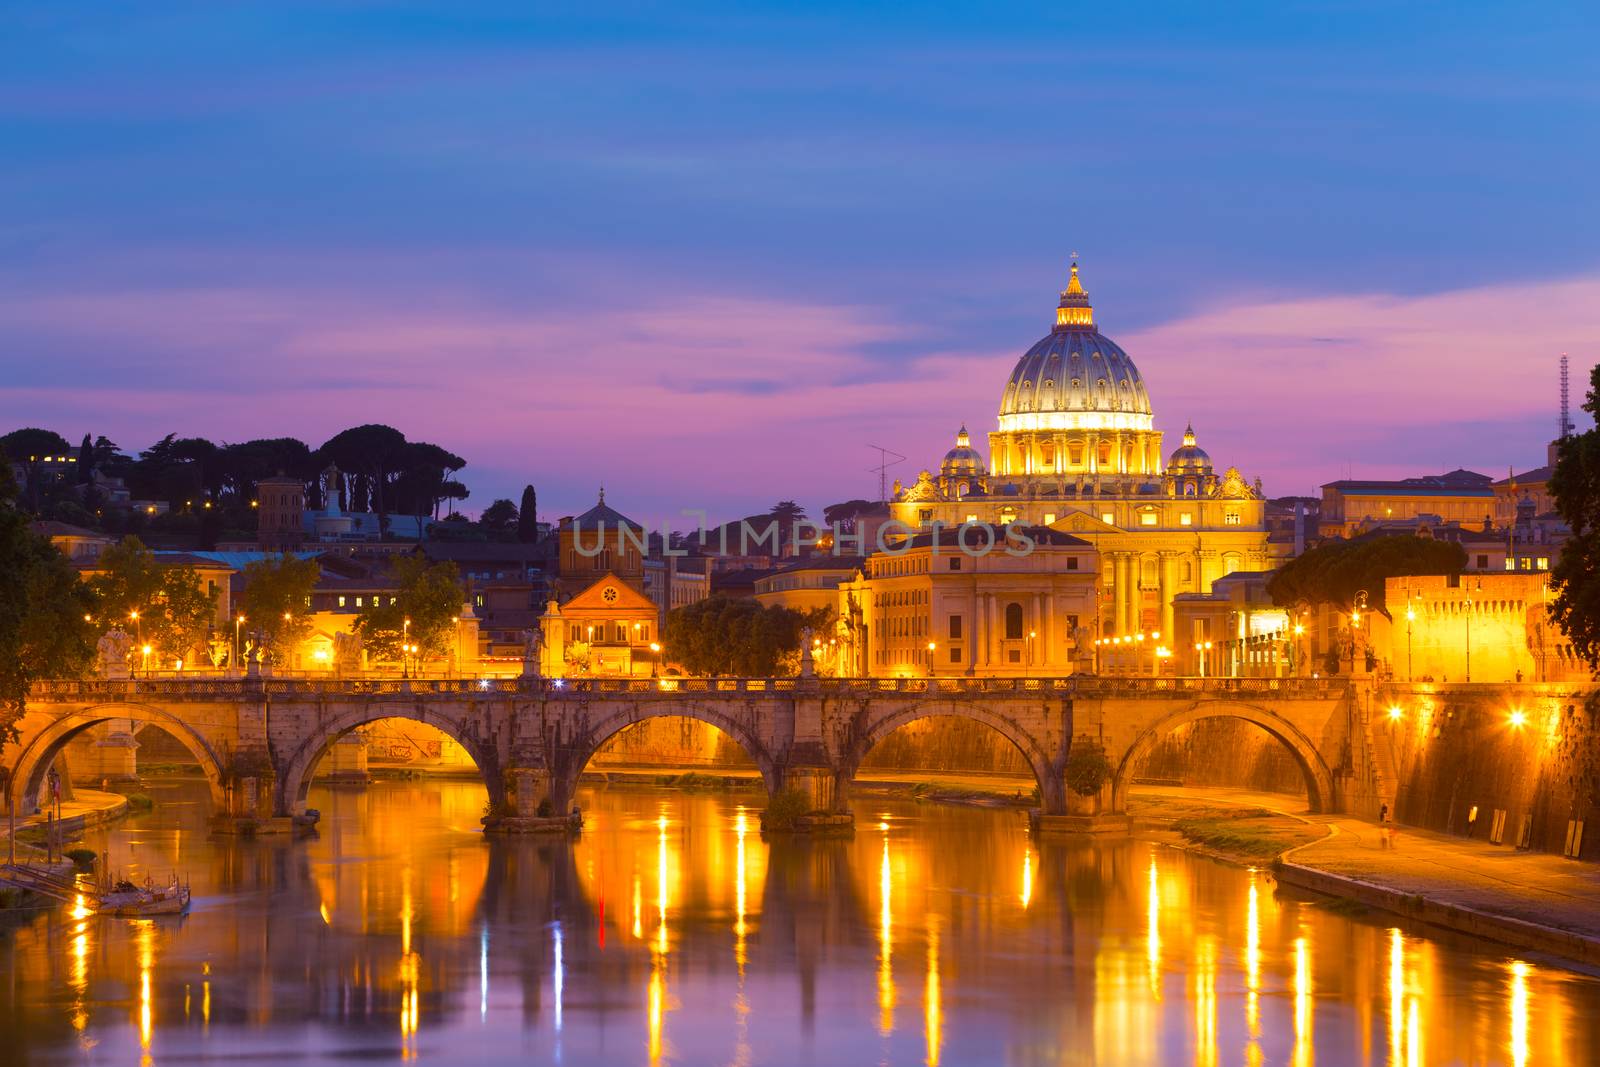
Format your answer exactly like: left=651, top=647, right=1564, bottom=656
left=1, top=269, right=1594, bottom=522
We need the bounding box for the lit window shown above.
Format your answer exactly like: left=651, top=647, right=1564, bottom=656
left=337, top=596, right=346, bottom=608
left=1101, top=512, right=1114, bottom=525
left=966, top=514, right=978, bottom=523
left=1179, top=513, right=1193, bottom=526
left=1538, top=557, right=1550, bottom=570
left=1043, top=513, right=1056, bottom=525
left=1138, top=511, right=1158, bottom=526
left=1224, top=512, right=1241, bottom=526
left=1505, top=558, right=1516, bottom=571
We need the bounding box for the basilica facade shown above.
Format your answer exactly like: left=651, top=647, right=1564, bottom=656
left=889, top=263, right=1274, bottom=647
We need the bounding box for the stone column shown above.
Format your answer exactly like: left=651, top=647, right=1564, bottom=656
left=1111, top=554, right=1128, bottom=635
left=326, top=733, right=370, bottom=783
left=1044, top=592, right=1056, bottom=670
left=971, top=593, right=984, bottom=673
left=1159, top=551, right=1179, bottom=642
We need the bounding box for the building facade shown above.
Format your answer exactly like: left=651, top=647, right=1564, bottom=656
left=889, top=263, right=1273, bottom=644
left=836, top=527, right=1098, bottom=677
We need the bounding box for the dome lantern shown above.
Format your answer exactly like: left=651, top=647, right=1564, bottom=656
left=1055, top=259, right=1094, bottom=330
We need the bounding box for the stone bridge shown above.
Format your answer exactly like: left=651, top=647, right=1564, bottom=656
left=5, top=675, right=1374, bottom=832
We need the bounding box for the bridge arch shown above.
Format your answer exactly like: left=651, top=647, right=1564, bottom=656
left=1110, top=700, right=1336, bottom=814
left=841, top=699, right=1065, bottom=813
left=548, top=700, right=781, bottom=811
left=275, top=704, right=506, bottom=817
left=6, top=702, right=229, bottom=814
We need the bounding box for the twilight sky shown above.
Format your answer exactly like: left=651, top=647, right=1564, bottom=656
left=2, top=2, right=1597, bottom=526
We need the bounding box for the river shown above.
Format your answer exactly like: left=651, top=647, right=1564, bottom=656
left=2, top=777, right=1598, bottom=1065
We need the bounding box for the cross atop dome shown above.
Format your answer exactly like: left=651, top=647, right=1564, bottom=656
left=1056, top=258, right=1094, bottom=330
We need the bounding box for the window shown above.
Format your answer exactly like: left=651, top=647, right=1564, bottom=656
left=1224, top=511, right=1241, bottom=526
left=1138, top=510, right=1158, bottom=526
left=337, top=596, right=347, bottom=608
left=949, top=557, right=961, bottom=571
left=355, top=596, right=364, bottom=607
left=1476, top=554, right=1489, bottom=569
left=1101, top=512, right=1115, bottom=525
left=949, top=615, right=963, bottom=639
left=1004, top=602, right=1024, bottom=639
left=302, top=596, right=311, bottom=607
left=474, top=594, right=484, bottom=608
left=1179, top=513, right=1193, bottom=526
left=1067, top=557, right=1079, bottom=570
left=1505, top=558, right=1516, bottom=571
left=1043, top=513, right=1056, bottom=525
left=965, top=513, right=978, bottom=523
left=1538, top=557, right=1550, bottom=570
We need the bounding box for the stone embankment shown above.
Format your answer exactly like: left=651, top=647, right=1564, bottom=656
left=1133, top=786, right=1600, bottom=970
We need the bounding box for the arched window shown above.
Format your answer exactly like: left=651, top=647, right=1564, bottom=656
left=1005, top=602, right=1024, bottom=640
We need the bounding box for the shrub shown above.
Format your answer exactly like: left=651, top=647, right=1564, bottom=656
left=536, top=797, right=555, bottom=818
left=65, top=848, right=97, bottom=870
left=125, top=793, right=154, bottom=811
left=1065, top=747, right=1112, bottom=798
left=480, top=799, right=516, bottom=822
left=760, top=787, right=811, bottom=831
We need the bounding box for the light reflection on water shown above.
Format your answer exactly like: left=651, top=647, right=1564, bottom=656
left=1, top=778, right=1598, bottom=1066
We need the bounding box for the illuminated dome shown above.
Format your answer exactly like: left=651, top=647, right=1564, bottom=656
left=940, top=425, right=986, bottom=478
left=996, top=263, right=1154, bottom=434
left=1167, top=424, right=1212, bottom=473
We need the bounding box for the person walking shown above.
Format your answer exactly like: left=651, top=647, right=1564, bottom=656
left=1379, top=803, right=1392, bottom=850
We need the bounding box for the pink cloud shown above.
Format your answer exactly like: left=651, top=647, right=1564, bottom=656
left=2, top=271, right=1594, bottom=522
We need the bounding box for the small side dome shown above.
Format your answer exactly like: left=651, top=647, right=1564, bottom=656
left=1168, top=423, right=1212, bottom=473
left=940, top=425, right=987, bottom=478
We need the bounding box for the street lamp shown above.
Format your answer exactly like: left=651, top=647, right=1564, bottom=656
left=1028, top=629, right=1037, bottom=668
left=234, top=613, right=245, bottom=672
left=402, top=617, right=412, bottom=678
left=129, top=609, right=142, bottom=650
left=927, top=640, right=936, bottom=677
left=1193, top=640, right=1213, bottom=678
left=141, top=644, right=152, bottom=674
left=649, top=641, right=661, bottom=678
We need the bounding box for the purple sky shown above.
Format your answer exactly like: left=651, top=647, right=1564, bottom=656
left=2, top=4, right=1596, bottom=526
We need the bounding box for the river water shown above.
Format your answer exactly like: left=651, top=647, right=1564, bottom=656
left=3, top=778, right=1599, bottom=1066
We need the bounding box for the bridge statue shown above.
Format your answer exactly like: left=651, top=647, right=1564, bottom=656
left=519, top=628, right=542, bottom=679
left=96, top=628, right=133, bottom=680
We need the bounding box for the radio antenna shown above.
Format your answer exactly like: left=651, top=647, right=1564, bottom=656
left=866, top=445, right=907, bottom=503
left=1560, top=352, right=1573, bottom=439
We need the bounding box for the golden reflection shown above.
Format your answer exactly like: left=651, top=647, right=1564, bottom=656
left=69, top=894, right=90, bottom=1032
left=1193, top=935, right=1217, bottom=1067
left=136, top=920, right=154, bottom=1067
left=1020, top=848, right=1033, bottom=909
left=1388, top=928, right=1404, bottom=1067
left=632, top=874, right=643, bottom=939
left=1244, top=872, right=1262, bottom=1066
left=647, top=959, right=665, bottom=1066
left=732, top=809, right=751, bottom=1067
left=878, top=829, right=895, bottom=1035
left=1292, top=934, right=1313, bottom=1067
left=1509, top=960, right=1530, bottom=1067
left=924, top=915, right=942, bottom=1067
left=734, top=811, right=749, bottom=971
left=1407, top=996, right=1420, bottom=1067
left=1145, top=856, right=1161, bottom=997
left=399, top=868, right=419, bottom=1060
left=656, top=814, right=670, bottom=956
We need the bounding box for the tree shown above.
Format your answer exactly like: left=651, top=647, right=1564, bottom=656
left=354, top=555, right=463, bottom=663
left=517, top=485, right=539, bottom=542
left=1, top=427, right=72, bottom=511
left=318, top=424, right=408, bottom=523
left=663, top=596, right=822, bottom=676
left=85, top=536, right=217, bottom=666
left=238, top=554, right=320, bottom=663
left=0, top=456, right=93, bottom=742
left=1267, top=535, right=1466, bottom=615
left=480, top=498, right=518, bottom=535
left=76, top=433, right=92, bottom=484
left=1551, top=363, right=1600, bottom=671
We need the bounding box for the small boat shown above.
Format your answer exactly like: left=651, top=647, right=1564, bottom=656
left=101, top=875, right=191, bottom=917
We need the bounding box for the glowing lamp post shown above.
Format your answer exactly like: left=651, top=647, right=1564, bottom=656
left=402, top=617, right=412, bottom=678
left=649, top=641, right=661, bottom=678
left=927, top=640, right=936, bottom=677
left=234, top=613, right=245, bottom=673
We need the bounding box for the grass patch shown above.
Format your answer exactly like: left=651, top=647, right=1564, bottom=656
left=670, top=772, right=725, bottom=791
left=1172, top=817, right=1292, bottom=859
left=1311, top=895, right=1371, bottom=917
left=759, top=788, right=812, bottom=831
